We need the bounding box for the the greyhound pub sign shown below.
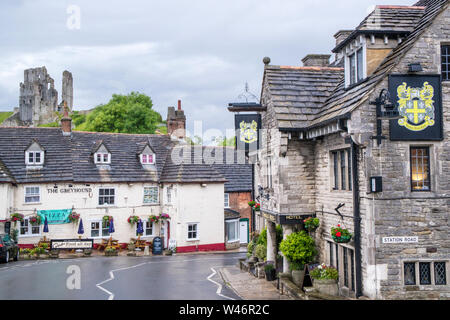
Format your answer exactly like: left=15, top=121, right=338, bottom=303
left=389, top=74, right=443, bottom=140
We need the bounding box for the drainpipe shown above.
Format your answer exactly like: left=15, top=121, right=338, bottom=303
left=251, top=163, right=255, bottom=233
left=351, top=140, right=363, bottom=298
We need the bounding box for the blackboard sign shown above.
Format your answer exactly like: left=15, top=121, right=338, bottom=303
left=235, top=114, right=261, bottom=153
left=389, top=74, right=443, bottom=141
left=50, top=239, right=93, bottom=250
left=152, top=237, right=163, bottom=255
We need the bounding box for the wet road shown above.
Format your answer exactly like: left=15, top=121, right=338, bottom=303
left=0, top=252, right=245, bottom=300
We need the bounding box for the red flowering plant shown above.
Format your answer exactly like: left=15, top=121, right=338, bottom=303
left=160, top=213, right=170, bottom=220
left=254, top=203, right=261, bottom=211
left=10, top=213, right=24, bottom=224
left=303, top=217, right=320, bottom=231
left=127, top=215, right=140, bottom=225
left=29, top=215, right=42, bottom=226
left=68, top=212, right=80, bottom=223
left=330, top=224, right=352, bottom=243
left=248, top=201, right=256, bottom=208
left=149, top=215, right=160, bottom=223
left=310, top=263, right=339, bottom=280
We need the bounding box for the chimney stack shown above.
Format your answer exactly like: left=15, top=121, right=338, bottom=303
left=61, top=101, right=72, bottom=136
left=334, top=30, right=353, bottom=47
left=167, top=99, right=186, bottom=140
left=301, top=54, right=331, bottom=67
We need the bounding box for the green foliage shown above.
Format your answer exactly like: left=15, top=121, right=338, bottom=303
left=39, top=243, right=49, bottom=250
left=0, top=112, right=13, bottom=124
left=247, top=241, right=256, bottom=255
left=31, top=247, right=46, bottom=255
left=303, top=217, right=320, bottom=231
left=276, top=225, right=283, bottom=248
left=257, top=228, right=267, bottom=246
left=80, top=92, right=162, bottom=134
left=11, top=229, right=18, bottom=242
left=72, top=110, right=87, bottom=126
left=279, top=231, right=317, bottom=268
left=330, top=224, right=352, bottom=243
left=214, top=136, right=236, bottom=147
left=20, top=248, right=31, bottom=255
left=310, top=264, right=339, bottom=280
left=38, top=122, right=59, bottom=127
left=264, top=264, right=275, bottom=272
left=105, top=246, right=117, bottom=253
left=254, top=244, right=267, bottom=261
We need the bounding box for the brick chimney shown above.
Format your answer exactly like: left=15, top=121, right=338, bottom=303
left=301, top=54, right=331, bottom=67
left=61, top=101, right=72, bottom=136
left=167, top=100, right=186, bottom=140
left=334, top=30, right=353, bottom=47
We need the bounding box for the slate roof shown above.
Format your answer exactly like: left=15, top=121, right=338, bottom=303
left=311, top=0, right=448, bottom=127
left=0, top=127, right=241, bottom=185
left=262, top=66, right=344, bottom=129
left=333, top=5, right=426, bottom=52
left=225, top=208, right=241, bottom=220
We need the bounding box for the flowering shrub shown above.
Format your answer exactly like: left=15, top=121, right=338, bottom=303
left=254, top=203, right=260, bottom=211
left=248, top=201, right=256, bottom=208
left=149, top=215, right=160, bottom=223
left=29, top=215, right=42, bottom=226
left=331, top=224, right=352, bottom=243
left=160, top=213, right=170, bottom=220
left=310, top=263, right=339, bottom=280
left=303, top=217, right=320, bottom=231
left=68, top=212, right=80, bottom=223
left=127, top=215, right=140, bottom=225
left=10, top=213, right=24, bottom=223
left=279, top=231, right=317, bottom=270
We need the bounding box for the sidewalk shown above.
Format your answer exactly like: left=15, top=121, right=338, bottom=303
left=219, top=264, right=293, bottom=300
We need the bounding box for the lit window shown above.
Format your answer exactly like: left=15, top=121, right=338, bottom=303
left=19, top=218, right=41, bottom=237
left=143, top=186, right=159, bottom=204
left=25, top=186, right=40, bottom=203
left=98, top=188, right=115, bottom=205
left=187, top=223, right=198, bottom=240
left=410, top=147, right=430, bottom=191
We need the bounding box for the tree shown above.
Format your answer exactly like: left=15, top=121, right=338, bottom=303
left=81, top=92, right=162, bottom=134
left=214, top=136, right=236, bottom=147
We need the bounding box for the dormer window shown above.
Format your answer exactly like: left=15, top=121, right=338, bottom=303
left=95, top=153, right=110, bottom=164
left=25, top=140, right=45, bottom=167
left=92, top=141, right=111, bottom=165
left=140, top=154, right=155, bottom=165
left=346, top=46, right=365, bottom=87
left=138, top=141, right=156, bottom=166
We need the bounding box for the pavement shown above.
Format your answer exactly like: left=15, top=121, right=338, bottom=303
left=219, top=265, right=293, bottom=300
left=0, top=252, right=246, bottom=300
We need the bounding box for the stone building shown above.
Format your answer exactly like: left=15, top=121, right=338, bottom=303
left=167, top=100, right=186, bottom=140
left=252, top=0, right=449, bottom=299
left=1, top=67, right=73, bottom=127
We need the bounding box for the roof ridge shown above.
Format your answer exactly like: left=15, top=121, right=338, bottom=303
left=376, top=5, right=426, bottom=10
left=276, top=66, right=344, bottom=71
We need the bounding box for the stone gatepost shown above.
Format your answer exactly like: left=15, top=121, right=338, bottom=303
left=266, top=221, right=277, bottom=266
left=282, top=225, right=294, bottom=273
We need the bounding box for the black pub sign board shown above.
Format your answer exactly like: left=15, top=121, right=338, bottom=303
left=235, top=114, right=261, bottom=153
left=389, top=74, right=443, bottom=141
left=279, top=214, right=305, bottom=225
left=152, top=237, right=163, bottom=255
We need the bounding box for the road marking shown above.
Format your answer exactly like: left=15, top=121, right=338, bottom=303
left=95, top=256, right=242, bottom=300
left=207, top=267, right=235, bottom=300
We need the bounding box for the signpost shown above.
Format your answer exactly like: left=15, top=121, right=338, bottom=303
left=50, top=239, right=93, bottom=250
left=152, top=237, right=163, bottom=255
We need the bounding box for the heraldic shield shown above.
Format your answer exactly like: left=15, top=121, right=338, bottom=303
left=389, top=75, right=443, bottom=141
left=235, top=114, right=261, bottom=152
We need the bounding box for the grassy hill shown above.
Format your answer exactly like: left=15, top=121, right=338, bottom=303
left=0, top=112, right=13, bottom=124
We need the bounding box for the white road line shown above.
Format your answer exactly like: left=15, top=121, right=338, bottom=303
left=207, top=267, right=235, bottom=300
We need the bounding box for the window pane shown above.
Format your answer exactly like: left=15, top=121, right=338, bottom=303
left=419, top=262, right=431, bottom=285
left=442, top=45, right=450, bottom=81
left=348, top=150, right=352, bottom=191
left=410, top=147, right=430, bottom=191
left=340, top=150, right=346, bottom=190
left=434, top=262, right=446, bottom=285
left=333, top=152, right=338, bottom=190
left=35, top=152, right=41, bottom=163
left=349, top=53, right=356, bottom=85
left=404, top=262, right=416, bottom=285
left=357, top=48, right=364, bottom=81
left=343, top=247, right=349, bottom=287
left=144, top=187, right=158, bottom=204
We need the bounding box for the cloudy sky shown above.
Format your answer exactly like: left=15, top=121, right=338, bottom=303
left=1, top=0, right=413, bottom=142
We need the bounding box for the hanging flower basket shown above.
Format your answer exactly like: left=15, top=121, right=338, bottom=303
left=103, top=215, right=113, bottom=226
left=254, top=203, right=261, bottom=211
left=29, top=215, right=42, bottom=226
left=248, top=201, right=256, bottom=208
left=331, top=224, right=352, bottom=243
left=160, top=213, right=170, bottom=220
left=127, top=215, right=140, bottom=225
left=10, top=213, right=24, bottom=224
left=68, top=212, right=80, bottom=223
left=149, top=215, right=160, bottom=223
left=303, top=217, right=320, bottom=231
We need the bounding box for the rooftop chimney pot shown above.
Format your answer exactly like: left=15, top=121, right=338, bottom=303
left=178, top=100, right=182, bottom=110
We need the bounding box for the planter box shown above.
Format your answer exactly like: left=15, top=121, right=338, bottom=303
left=291, top=269, right=305, bottom=288
left=105, top=251, right=118, bottom=256
left=312, top=279, right=339, bottom=296
left=265, top=269, right=276, bottom=281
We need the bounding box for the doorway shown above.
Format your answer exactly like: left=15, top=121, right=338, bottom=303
left=239, top=219, right=249, bottom=244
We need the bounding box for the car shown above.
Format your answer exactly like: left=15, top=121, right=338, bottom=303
left=0, top=233, right=19, bottom=263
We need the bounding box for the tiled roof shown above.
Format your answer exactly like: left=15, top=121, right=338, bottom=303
left=263, top=66, right=344, bottom=129
left=0, top=127, right=239, bottom=185
left=225, top=208, right=241, bottom=220
left=333, top=5, right=426, bottom=52
left=311, top=0, right=448, bottom=127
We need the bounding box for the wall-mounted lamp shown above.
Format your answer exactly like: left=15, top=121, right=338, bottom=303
left=370, top=89, right=401, bottom=146
left=408, top=63, right=423, bottom=73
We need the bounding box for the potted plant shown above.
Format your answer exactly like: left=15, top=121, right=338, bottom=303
left=160, top=213, right=170, bottom=220
left=32, top=246, right=46, bottom=259
left=248, top=201, right=256, bottom=208
left=264, top=264, right=276, bottom=281
left=68, top=212, right=80, bottom=223
left=29, top=215, right=41, bottom=226
left=246, top=241, right=256, bottom=260
left=20, top=248, right=31, bottom=259
left=127, top=215, right=140, bottom=226
left=163, top=249, right=173, bottom=256
left=105, top=246, right=118, bottom=256
left=303, top=217, right=319, bottom=232
left=83, top=249, right=92, bottom=257
left=10, top=213, right=24, bottom=226
left=103, top=215, right=113, bottom=226
left=279, top=231, right=317, bottom=288
left=149, top=215, right=160, bottom=223
left=254, top=203, right=261, bottom=211
left=254, top=243, right=266, bottom=262
left=127, top=241, right=136, bottom=251
left=331, top=224, right=352, bottom=243
left=310, top=263, right=339, bottom=296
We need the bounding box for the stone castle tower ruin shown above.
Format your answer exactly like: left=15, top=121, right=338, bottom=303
left=1, top=67, right=73, bottom=127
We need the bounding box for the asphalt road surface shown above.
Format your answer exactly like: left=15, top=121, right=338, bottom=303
left=0, top=252, right=245, bottom=300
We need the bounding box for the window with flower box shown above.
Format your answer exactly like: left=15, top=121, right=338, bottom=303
left=143, top=186, right=159, bottom=204
left=19, top=217, right=41, bottom=237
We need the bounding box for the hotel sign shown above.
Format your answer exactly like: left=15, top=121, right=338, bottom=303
left=389, top=74, right=443, bottom=141
left=279, top=214, right=304, bottom=225
left=50, top=239, right=94, bottom=250
left=382, top=236, right=418, bottom=244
